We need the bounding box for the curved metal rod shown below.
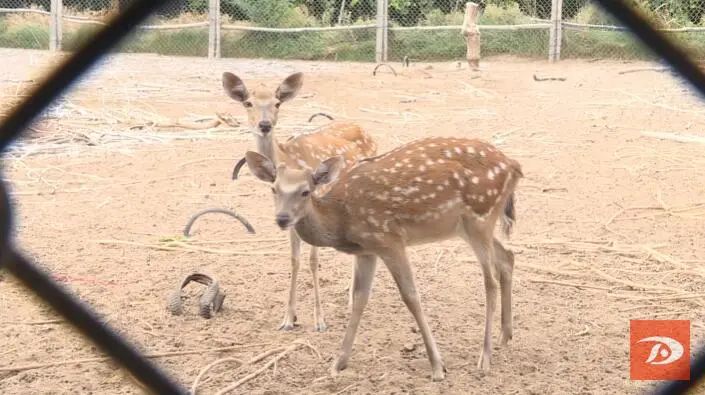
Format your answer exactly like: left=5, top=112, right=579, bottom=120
left=373, top=63, right=397, bottom=77
left=183, top=208, right=256, bottom=236
left=308, top=112, right=334, bottom=122
left=231, top=156, right=247, bottom=180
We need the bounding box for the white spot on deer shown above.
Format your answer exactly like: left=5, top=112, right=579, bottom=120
left=454, top=147, right=462, bottom=155
left=367, top=216, right=379, bottom=226
left=445, top=150, right=453, bottom=159
left=414, top=177, right=423, bottom=182
left=466, top=146, right=476, bottom=154
left=436, top=185, right=444, bottom=191
left=419, top=165, right=426, bottom=172
left=487, top=169, right=495, bottom=180
left=297, top=159, right=307, bottom=168
left=425, top=159, right=434, bottom=166
left=478, top=195, right=485, bottom=202
left=453, top=172, right=460, bottom=180
left=472, top=176, right=480, bottom=184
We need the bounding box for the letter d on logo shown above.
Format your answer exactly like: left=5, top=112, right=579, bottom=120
left=630, top=320, right=690, bottom=381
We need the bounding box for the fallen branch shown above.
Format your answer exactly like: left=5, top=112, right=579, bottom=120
left=526, top=278, right=612, bottom=291
left=533, top=74, right=566, bottom=82
left=618, top=67, right=670, bottom=75
left=641, top=131, right=705, bottom=145
left=0, top=344, right=269, bottom=373
left=2, top=319, right=63, bottom=326
left=215, top=341, right=321, bottom=395
left=191, top=357, right=243, bottom=394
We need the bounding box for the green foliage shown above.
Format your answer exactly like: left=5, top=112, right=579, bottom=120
left=234, top=0, right=315, bottom=27
left=0, top=18, right=48, bottom=49
left=2, top=1, right=705, bottom=62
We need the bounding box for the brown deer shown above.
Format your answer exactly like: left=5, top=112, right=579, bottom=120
left=244, top=136, right=522, bottom=381
left=222, top=72, right=377, bottom=332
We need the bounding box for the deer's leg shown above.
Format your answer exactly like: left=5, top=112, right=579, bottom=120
left=347, top=258, right=355, bottom=311
left=493, top=238, right=514, bottom=346
left=332, top=254, right=377, bottom=376
left=309, top=245, right=327, bottom=332
left=462, top=223, right=497, bottom=372
left=280, top=228, right=301, bottom=331
left=382, top=248, right=445, bottom=381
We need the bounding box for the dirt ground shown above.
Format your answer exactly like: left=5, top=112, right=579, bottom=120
left=1, top=48, right=704, bottom=394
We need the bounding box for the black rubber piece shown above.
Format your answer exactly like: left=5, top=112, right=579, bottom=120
left=183, top=208, right=256, bottom=236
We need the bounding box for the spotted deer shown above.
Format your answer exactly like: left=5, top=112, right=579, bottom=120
left=244, top=137, right=522, bottom=380
left=222, top=72, right=377, bottom=332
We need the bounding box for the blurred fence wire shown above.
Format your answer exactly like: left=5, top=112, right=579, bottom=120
left=2, top=0, right=705, bottom=62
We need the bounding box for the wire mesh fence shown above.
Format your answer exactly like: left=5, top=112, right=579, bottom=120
left=561, top=0, right=705, bottom=60
left=3, top=0, right=705, bottom=62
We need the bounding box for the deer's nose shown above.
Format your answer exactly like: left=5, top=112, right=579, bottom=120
left=259, top=121, right=272, bottom=133
left=276, top=213, right=291, bottom=229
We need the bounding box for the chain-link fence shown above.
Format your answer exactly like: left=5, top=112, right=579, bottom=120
left=2, top=1, right=705, bottom=62
left=560, top=0, right=705, bottom=60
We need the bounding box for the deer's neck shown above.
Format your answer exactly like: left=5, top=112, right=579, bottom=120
left=295, top=196, right=348, bottom=249
left=255, top=135, right=285, bottom=165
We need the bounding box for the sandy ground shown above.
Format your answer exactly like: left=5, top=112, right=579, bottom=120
left=0, top=48, right=704, bottom=394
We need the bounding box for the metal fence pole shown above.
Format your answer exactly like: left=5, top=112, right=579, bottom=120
left=375, top=0, right=388, bottom=62
left=50, top=0, right=63, bottom=52
left=208, top=0, right=221, bottom=59
left=549, top=0, right=563, bottom=62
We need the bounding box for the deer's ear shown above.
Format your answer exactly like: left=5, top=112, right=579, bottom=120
left=275, top=72, right=303, bottom=103
left=312, top=156, right=344, bottom=186
left=223, top=72, right=249, bottom=102
left=244, top=151, right=276, bottom=183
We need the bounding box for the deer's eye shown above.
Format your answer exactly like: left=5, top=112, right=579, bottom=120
left=271, top=187, right=276, bottom=194
left=274, top=102, right=281, bottom=109
left=301, top=190, right=310, bottom=197
left=243, top=101, right=253, bottom=108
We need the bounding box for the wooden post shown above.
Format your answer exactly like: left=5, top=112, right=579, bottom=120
left=375, top=0, right=388, bottom=62
left=208, top=0, right=221, bottom=59
left=49, top=0, right=62, bottom=52
left=462, top=2, right=481, bottom=70
left=548, top=0, right=563, bottom=62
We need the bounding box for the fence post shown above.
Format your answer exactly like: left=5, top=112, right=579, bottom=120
left=49, top=0, right=63, bottom=52
left=375, top=0, right=388, bottom=62
left=548, top=0, right=563, bottom=62
left=208, top=0, right=221, bottom=59
left=462, top=2, right=481, bottom=70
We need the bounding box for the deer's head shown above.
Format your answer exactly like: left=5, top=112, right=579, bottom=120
left=245, top=151, right=343, bottom=229
left=222, top=72, right=303, bottom=138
